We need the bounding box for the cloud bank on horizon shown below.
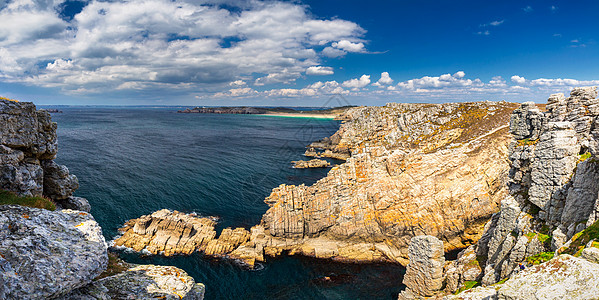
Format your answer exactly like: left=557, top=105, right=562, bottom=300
left=0, top=0, right=598, bottom=105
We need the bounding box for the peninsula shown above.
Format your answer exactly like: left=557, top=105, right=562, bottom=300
left=177, top=106, right=353, bottom=119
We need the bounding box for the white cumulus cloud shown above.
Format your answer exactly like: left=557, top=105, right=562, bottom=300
left=373, top=72, right=393, bottom=87
left=306, top=66, right=334, bottom=76
left=0, top=0, right=366, bottom=98
left=332, top=40, right=365, bottom=52
left=342, top=75, right=371, bottom=90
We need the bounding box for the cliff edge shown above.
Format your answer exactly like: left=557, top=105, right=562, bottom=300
left=0, top=99, right=205, bottom=299
left=228, top=101, right=518, bottom=266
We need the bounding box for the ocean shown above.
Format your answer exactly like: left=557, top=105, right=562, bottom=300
left=48, top=107, right=406, bottom=299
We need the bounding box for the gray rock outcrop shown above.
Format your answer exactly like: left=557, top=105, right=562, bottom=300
left=0, top=205, right=108, bottom=299
left=61, top=264, right=206, bottom=300
left=399, top=235, right=446, bottom=299
left=0, top=99, right=84, bottom=210
left=445, top=86, right=599, bottom=294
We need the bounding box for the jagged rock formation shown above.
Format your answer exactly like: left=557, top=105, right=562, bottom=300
left=229, top=101, right=518, bottom=266
left=398, top=235, right=446, bottom=299
left=445, top=255, right=599, bottom=300
left=291, top=159, right=331, bottom=168
left=0, top=99, right=86, bottom=211
left=113, top=209, right=250, bottom=258
left=0, top=205, right=107, bottom=299
left=61, top=264, right=205, bottom=299
left=445, top=87, right=599, bottom=295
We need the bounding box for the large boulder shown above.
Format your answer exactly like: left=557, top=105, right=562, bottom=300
left=41, top=160, right=79, bottom=200
left=497, top=255, right=599, bottom=299
left=398, top=235, right=445, bottom=299
left=61, top=264, right=205, bottom=300
left=0, top=100, right=57, bottom=160
left=0, top=205, right=108, bottom=298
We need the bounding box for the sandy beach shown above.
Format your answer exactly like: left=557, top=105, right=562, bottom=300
left=262, top=112, right=337, bottom=119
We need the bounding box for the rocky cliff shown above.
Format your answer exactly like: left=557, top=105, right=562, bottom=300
left=0, top=99, right=84, bottom=211
left=0, top=99, right=205, bottom=299
left=396, top=87, right=599, bottom=299
left=228, top=101, right=518, bottom=266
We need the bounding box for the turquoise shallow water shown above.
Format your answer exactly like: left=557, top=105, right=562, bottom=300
left=49, top=107, right=406, bottom=299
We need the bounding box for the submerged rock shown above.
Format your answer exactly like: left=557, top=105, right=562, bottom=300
left=0, top=205, right=108, bottom=299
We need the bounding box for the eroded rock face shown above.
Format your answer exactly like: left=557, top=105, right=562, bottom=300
left=231, top=101, right=517, bottom=266
left=61, top=264, right=205, bottom=300
left=0, top=99, right=82, bottom=206
left=398, top=235, right=445, bottom=299
left=113, top=209, right=250, bottom=259
left=0, top=205, right=108, bottom=299
left=0, top=100, right=57, bottom=160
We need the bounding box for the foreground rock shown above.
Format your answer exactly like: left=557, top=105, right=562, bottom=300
left=444, top=87, right=599, bottom=296
left=113, top=209, right=250, bottom=259
left=291, top=159, right=331, bottom=168
left=1, top=99, right=206, bottom=299
left=62, top=264, right=205, bottom=299
left=230, top=101, right=517, bottom=266
left=398, top=236, right=445, bottom=299
left=445, top=255, right=599, bottom=300
left=0, top=99, right=85, bottom=211
left=0, top=205, right=107, bottom=298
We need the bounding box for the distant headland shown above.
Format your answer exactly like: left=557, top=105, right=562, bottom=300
left=177, top=106, right=355, bottom=119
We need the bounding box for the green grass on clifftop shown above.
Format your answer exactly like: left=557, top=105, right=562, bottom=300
left=0, top=190, right=56, bottom=210
left=526, top=252, right=554, bottom=265
left=561, top=220, right=599, bottom=255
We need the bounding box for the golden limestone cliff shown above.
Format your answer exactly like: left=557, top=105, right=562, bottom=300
left=229, top=101, right=519, bottom=266
left=113, top=101, right=519, bottom=268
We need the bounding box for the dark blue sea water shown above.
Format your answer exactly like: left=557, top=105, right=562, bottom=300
left=48, top=107, right=405, bottom=300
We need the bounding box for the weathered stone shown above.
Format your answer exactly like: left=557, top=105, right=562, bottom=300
left=528, top=122, right=579, bottom=210
left=237, top=102, right=517, bottom=266
left=445, top=87, right=599, bottom=295
left=41, top=159, right=79, bottom=200
left=56, top=196, right=92, bottom=212
left=61, top=264, right=205, bottom=300
left=398, top=235, right=445, bottom=299
left=0, top=99, right=57, bottom=159
left=496, top=255, right=599, bottom=300
left=113, top=209, right=217, bottom=256
left=443, top=286, right=497, bottom=300
left=509, top=101, right=544, bottom=140
left=291, top=159, right=331, bottom=168
left=0, top=205, right=108, bottom=299
left=113, top=209, right=251, bottom=263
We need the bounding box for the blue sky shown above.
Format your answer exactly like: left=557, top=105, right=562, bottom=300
left=0, top=0, right=598, bottom=106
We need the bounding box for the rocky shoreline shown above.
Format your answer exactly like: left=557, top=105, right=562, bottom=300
left=0, top=99, right=205, bottom=299
left=4, top=87, right=599, bottom=299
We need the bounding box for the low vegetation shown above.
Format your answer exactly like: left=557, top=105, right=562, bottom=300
left=0, top=190, right=55, bottom=210
left=0, top=96, right=19, bottom=102
left=526, top=252, right=554, bottom=265
left=516, top=138, right=538, bottom=146
left=96, top=252, right=130, bottom=280
left=454, top=280, right=480, bottom=295
left=560, top=220, right=599, bottom=255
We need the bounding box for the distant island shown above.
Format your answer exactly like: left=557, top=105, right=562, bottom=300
left=177, top=106, right=355, bottom=119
